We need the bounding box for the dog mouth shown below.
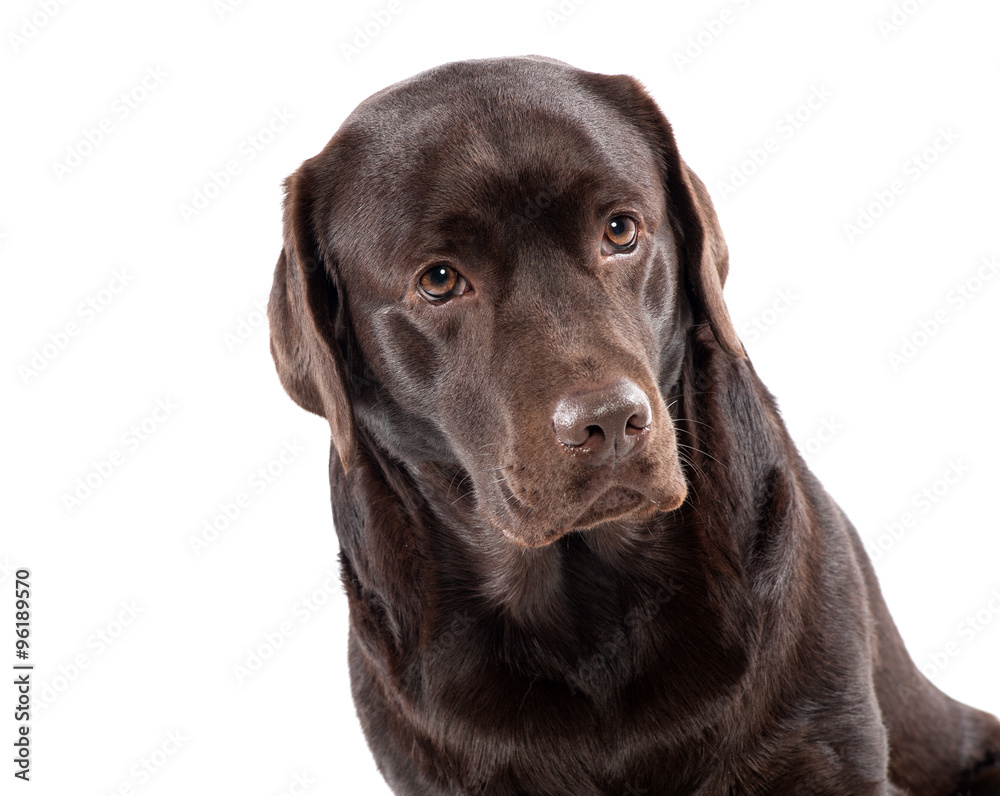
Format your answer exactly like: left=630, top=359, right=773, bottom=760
left=477, top=396, right=689, bottom=548
left=571, top=486, right=665, bottom=528
left=491, top=474, right=685, bottom=548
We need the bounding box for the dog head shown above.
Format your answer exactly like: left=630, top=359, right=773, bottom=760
left=269, top=56, right=743, bottom=548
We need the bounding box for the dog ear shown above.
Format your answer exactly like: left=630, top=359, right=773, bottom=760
left=667, top=159, right=745, bottom=358
left=268, top=164, right=356, bottom=470
left=582, top=72, right=744, bottom=358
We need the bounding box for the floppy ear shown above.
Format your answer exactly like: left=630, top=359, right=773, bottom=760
left=268, top=164, right=356, bottom=470
left=665, top=157, right=745, bottom=358
left=582, top=71, right=744, bottom=359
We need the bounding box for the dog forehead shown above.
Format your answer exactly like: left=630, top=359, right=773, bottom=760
left=360, top=58, right=654, bottom=180
left=320, top=58, right=662, bottom=273
left=346, top=56, right=614, bottom=146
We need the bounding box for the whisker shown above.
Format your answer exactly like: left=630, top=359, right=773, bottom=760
left=671, top=415, right=715, bottom=432
left=675, top=448, right=707, bottom=483
left=674, top=440, right=728, bottom=473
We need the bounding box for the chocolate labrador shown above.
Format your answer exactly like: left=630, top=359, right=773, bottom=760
left=268, top=56, right=1000, bottom=795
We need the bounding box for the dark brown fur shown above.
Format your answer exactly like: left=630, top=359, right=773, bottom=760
left=268, top=56, right=1000, bottom=795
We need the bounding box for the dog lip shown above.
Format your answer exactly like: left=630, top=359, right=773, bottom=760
left=568, top=484, right=678, bottom=531
left=488, top=474, right=686, bottom=547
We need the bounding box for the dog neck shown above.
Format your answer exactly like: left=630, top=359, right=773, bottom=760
left=329, top=326, right=812, bottom=703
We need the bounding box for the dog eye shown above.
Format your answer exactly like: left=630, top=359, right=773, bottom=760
left=418, top=264, right=468, bottom=302
left=603, top=216, right=638, bottom=253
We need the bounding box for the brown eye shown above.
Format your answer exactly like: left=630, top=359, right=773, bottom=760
left=418, top=264, right=467, bottom=302
left=603, top=215, right=637, bottom=253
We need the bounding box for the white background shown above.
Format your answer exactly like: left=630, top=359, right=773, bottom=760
left=3, top=0, right=999, bottom=793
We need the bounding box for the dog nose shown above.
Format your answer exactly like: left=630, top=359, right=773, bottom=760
left=552, top=379, right=651, bottom=464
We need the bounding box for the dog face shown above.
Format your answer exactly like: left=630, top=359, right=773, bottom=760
left=269, top=56, right=743, bottom=548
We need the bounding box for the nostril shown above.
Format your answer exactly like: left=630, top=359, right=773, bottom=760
left=625, top=415, right=647, bottom=436
left=627, top=405, right=650, bottom=428
left=551, top=379, right=652, bottom=463
left=584, top=425, right=605, bottom=442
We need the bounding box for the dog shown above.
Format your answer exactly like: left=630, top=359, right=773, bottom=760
left=268, top=56, right=1000, bottom=795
